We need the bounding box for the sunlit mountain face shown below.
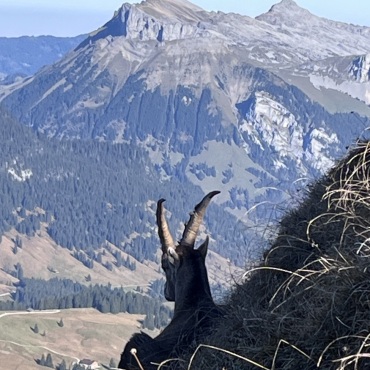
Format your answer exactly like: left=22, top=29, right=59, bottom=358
left=1, top=0, right=370, bottom=264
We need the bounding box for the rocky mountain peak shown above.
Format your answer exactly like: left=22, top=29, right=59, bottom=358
left=256, top=0, right=314, bottom=26
left=272, top=0, right=300, bottom=9
left=78, top=0, right=209, bottom=47
left=267, top=0, right=309, bottom=14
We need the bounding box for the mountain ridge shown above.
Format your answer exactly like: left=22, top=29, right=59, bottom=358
left=76, top=0, right=370, bottom=66
left=0, top=35, right=86, bottom=82
left=2, top=0, right=370, bottom=217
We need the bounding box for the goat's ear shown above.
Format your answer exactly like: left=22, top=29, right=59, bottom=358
left=198, top=236, right=209, bottom=259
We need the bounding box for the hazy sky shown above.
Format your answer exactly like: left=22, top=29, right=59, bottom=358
left=0, top=0, right=369, bottom=37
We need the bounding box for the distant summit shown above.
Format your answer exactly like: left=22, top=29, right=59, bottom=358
left=257, top=0, right=369, bottom=33
left=257, top=0, right=313, bottom=25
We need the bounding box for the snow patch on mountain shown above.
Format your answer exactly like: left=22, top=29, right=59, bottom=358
left=6, top=159, right=33, bottom=182
left=8, top=168, right=33, bottom=182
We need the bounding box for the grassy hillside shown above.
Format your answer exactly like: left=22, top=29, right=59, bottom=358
left=0, top=226, right=161, bottom=289
left=0, top=308, right=149, bottom=369
left=0, top=225, right=239, bottom=296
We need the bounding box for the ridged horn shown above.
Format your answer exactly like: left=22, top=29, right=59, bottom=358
left=156, top=199, right=175, bottom=253
left=180, top=191, right=220, bottom=247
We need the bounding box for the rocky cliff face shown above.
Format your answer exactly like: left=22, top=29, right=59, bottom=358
left=349, top=54, right=370, bottom=83
left=79, top=0, right=207, bottom=46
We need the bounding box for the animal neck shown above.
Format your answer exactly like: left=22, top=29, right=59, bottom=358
left=173, top=261, right=214, bottom=314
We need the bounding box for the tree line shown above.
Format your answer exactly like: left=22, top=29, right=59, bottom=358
left=0, top=277, right=172, bottom=329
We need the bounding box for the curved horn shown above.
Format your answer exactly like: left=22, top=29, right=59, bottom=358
left=180, top=191, right=220, bottom=247
left=156, top=199, right=175, bottom=253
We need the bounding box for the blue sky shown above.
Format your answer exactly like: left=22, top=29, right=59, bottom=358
left=0, top=0, right=369, bottom=37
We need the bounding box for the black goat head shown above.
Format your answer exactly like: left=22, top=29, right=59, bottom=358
left=156, top=191, right=220, bottom=301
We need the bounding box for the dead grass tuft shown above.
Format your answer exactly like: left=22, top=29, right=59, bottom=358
left=172, top=141, right=370, bottom=370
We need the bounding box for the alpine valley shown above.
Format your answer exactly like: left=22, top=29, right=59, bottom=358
left=1, top=0, right=370, bottom=367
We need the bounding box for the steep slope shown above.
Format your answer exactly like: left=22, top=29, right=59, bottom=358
left=0, top=105, right=242, bottom=301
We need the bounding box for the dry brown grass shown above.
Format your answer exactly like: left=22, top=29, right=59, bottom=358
left=0, top=224, right=238, bottom=298
left=0, top=225, right=161, bottom=289
left=176, top=141, right=370, bottom=370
